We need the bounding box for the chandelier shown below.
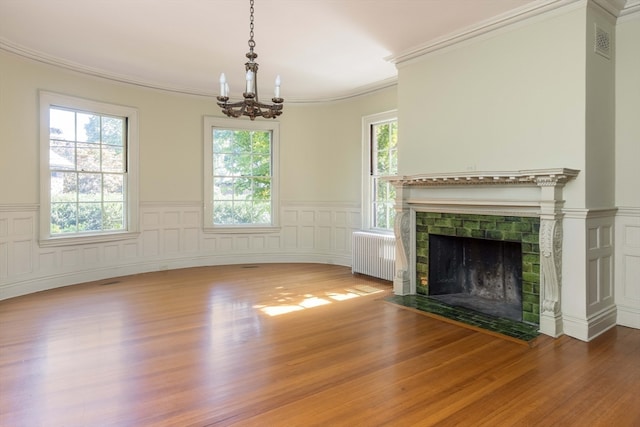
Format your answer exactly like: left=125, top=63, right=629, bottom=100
left=216, top=0, right=284, bottom=120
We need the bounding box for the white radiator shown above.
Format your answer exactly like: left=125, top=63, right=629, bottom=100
left=352, top=231, right=396, bottom=281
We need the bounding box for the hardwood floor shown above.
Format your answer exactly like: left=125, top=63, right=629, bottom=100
left=1, top=263, right=638, bottom=426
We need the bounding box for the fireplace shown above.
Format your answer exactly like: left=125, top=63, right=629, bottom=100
left=416, top=212, right=539, bottom=324
left=387, top=168, right=580, bottom=338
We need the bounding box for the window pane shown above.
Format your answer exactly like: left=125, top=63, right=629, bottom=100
left=78, top=202, right=102, bottom=231
left=235, top=153, right=252, bottom=176
left=377, top=149, right=389, bottom=174
left=51, top=202, right=77, bottom=234
left=102, top=116, right=124, bottom=146
left=254, top=177, right=270, bottom=200
left=213, top=129, right=234, bottom=152
left=77, top=112, right=100, bottom=143
left=234, top=177, right=253, bottom=201
left=233, top=131, right=251, bottom=152
left=232, top=201, right=252, bottom=224
left=104, top=174, right=124, bottom=201
left=252, top=131, right=271, bottom=153
left=252, top=201, right=271, bottom=224
left=213, top=153, right=236, bottom=176
left=376, top=179, right=388, bottom=200
left=77, top=143, right=101, bottom=172
left=103, top=202, right=124, bottom=230
left=252, top=154, right=270, bottom=176
left=78, top=173, right=101, bottom=202
left=390, top=147, right=398, bottom=174
left=102, top=145, right=124, bottom=172
left=51, top=172, right=77, bottom=202
left=50, top=142, right=76, bottom=170
left=213, top=177, right=234, bottom=199
left=213, top=201, right=234, bottom=224
left=50, top=108, right=76, bottom=141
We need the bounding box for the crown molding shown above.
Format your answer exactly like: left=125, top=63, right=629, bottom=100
left=0, top=37, right=214, bottom=98
left=388, top=0, right=585, bottom=65
left=592, top=0, right=640, bottom=17
left=0, top=36, right=396, bottom=104
left=619, top=0, right=640, bottom=17
left=389, top=0, right=638, bottom=66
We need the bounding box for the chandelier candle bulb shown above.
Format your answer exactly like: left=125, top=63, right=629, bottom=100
left=274, top=75, right=281, bottom=98
left=246, top=70, right=254, bottom=94
left=219, top=73, right=227, bottom=97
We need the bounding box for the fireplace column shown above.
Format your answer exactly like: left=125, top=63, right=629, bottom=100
left=536, top=177, right=568, bottom=337
left=393, top=185, right=412, bottom=295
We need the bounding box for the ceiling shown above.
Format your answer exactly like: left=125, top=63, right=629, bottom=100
left=0, top=0, right=634, bottom=103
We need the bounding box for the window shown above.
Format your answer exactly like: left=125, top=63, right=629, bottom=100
left=40, top=92, right=139, bottom=245
left=362, top=111, right=398, bottom=231
left=203, top=117, right=279, bottom=232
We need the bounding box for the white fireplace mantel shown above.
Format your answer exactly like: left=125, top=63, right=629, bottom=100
left=386, top=168, right=579, bottom=187
left=389, top=168, right=580, bottom=338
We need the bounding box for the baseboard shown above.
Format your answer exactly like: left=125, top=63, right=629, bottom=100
left=0, top=252, right=352, bottom=301
left=617, top=304, right=640, bottom=329
left=563, top=305, right=618, bottom=342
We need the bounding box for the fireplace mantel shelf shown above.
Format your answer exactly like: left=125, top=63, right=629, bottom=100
left=386, top=168, right=579, bottom=187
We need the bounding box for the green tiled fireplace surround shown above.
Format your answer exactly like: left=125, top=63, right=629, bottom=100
left=416, top=212, right=541, bottom=325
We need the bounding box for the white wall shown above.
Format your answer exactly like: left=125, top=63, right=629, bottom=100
left=0, top=49, right=397, bottom=299
left=280, top=93, right=397, bottom=203
left=584, top=3, right=616, bottom=209
left=614, top=12, right=640, bottom=329
left=396, top=5, right=587, bottom=207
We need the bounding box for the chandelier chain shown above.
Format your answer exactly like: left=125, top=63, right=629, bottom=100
left=249, top=0, right=255, bottom=50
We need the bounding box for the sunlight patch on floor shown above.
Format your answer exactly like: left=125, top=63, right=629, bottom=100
left=255, top=286, right=385, bottom=316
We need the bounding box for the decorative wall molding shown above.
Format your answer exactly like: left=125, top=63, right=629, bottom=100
left=0, top=202, right=361, bottom=301
left=615, top=208, right=640, bottom=329
left=386, top=168, right=580, bottom=187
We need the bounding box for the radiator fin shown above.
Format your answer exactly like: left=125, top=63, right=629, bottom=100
left=352, top=231, right=396, bottom=281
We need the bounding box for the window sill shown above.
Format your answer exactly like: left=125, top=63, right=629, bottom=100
left=39, top=231, right=140, bottom=248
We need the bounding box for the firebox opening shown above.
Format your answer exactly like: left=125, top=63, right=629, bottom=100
left=428, top=234, right=523, bottom=322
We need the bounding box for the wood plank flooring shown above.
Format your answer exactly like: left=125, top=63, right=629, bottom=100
left=1, top=263, right=639, bottom=426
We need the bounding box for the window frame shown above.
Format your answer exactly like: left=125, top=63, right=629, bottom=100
left=361, top=110, right=398, bottom=233
left=203, top=116, right=280, bottom=233
left=39, top=91, right=139, bottom=247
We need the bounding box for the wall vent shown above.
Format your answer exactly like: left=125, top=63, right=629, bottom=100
left=594, top=24, right=611, bottom=59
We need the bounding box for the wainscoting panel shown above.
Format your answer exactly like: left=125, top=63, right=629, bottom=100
left=587, top=217, right=615, bottom=308
left=616, top=208, right=640, bottom=329
left=0, top=207, right=37, bottom=280
left=0, top=242, right=7, bottom=280
left=0, top=202, right=360, bottom=300
left=584, top=211, right=617, bottom=340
